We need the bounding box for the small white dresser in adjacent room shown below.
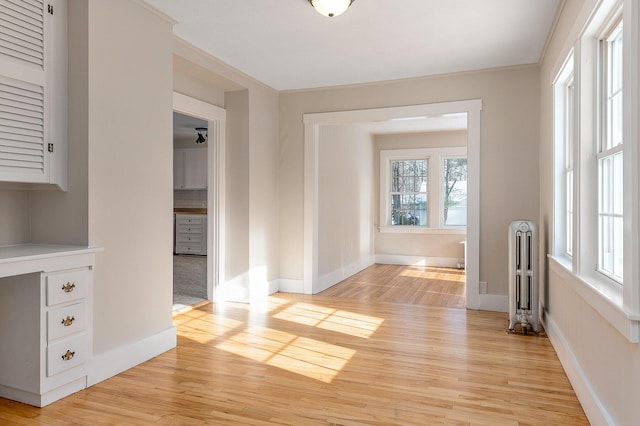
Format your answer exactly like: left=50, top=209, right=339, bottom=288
left=174, top=213, right=207, bottom=255
left=0, top=244, right=101, bottom=407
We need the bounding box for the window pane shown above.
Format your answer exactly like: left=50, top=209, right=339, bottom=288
left=610, top=92, right=623, bottom=147
left=390, top=159, right=427, bottom=226
left=598, top=152, right=623, bottom=281
left=443, top=158, right=467, bottom=226
left=566, top=170, right=573, bottom=256
left=605, top=21, right=623, bottom=151
left=391, top=193, right=427, bottom=225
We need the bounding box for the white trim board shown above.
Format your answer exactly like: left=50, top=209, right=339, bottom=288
left=278, top=279, right=304, bottom=294
left=87, top=326, right=176, bottom=387
left=544, top=314, right=614, bottom=426
left=375, top=254, right=463, bottom=268
left=303, top=99, right=482, bottom=308
left=173, top=92, right=226, bottom=304
left=317, top=256, right=376, bottom=294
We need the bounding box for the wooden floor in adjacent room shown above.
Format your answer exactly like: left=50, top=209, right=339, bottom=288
left=320, top=263, right=467, bottom=308
left=0, top=265, right=588, bottom=425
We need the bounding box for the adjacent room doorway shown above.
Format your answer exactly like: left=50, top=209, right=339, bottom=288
left=172, top=92, right=226, bottom=309
left=303, top=99, right=482, bottom=309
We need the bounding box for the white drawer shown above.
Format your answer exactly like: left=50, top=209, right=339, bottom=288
left=46, top=269, right=88, bottom=307
left=47, top=302, right=87, bottom=341
left=177, top=233, right=202, bottom=243
left=176, top=216, right=203, bottom=225
left=177, top=224, right=202, bottom=234
left=176, top=243, right=202, bottom=254
left=47, top=333, right=87, bottom=377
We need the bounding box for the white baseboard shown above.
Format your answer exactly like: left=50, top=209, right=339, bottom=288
left=375, top=254, right=462, bottom=268
left=267, top=278, right=279, bottom=295
left=278, top=278, right=304, bottom=293
left=220, top=273, right=250, bottom=302
left=0, top=376, right=86, bottom=408
left=88, top=326, right=176, bottom=387
left=476, top=293, right=508, bottom=312
left=317, top=256, right=375, bottom=294
left=545, top=314, right=613, bottom=426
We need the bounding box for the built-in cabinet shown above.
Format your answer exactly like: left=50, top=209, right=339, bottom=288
left=0, top=0, right=68, bottom=190
left=173, top=148, right=207, bottom=189
left=0, top=245, right=99, bottom=407
left=175, top=214, right=207, bottom=255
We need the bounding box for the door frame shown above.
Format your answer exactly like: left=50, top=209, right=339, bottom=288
left=303, top=99, right=483, bottom=309
left=173, top=92, right=226, bottom=302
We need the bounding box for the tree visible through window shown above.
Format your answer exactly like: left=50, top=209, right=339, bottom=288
left=443, top=158, right=467, bottom=226
left=390, top=159, right=427, bottom=225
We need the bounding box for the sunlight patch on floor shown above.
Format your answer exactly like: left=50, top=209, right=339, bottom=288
left=273, top=302, right=384, bottom=339
left=400, top=267, right=465, bottom=282
left=177, top=312, right=245, bottom=344
left=216, top=326, right=355, bottom=383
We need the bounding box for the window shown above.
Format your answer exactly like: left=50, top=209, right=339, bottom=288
left=549, top=0, right=640, bottom=342
left=598, top=19, right=623, bottom=282
left=390, top=159, right=428, bottom=226
left=442, top=157, right=467, bottom=226
left=380, top=147, right=466, bottom=233
left=553, top=52, right=575, bottom=261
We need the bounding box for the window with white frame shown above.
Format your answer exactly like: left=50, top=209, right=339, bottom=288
left=380, top=147, right=466, bottom=233
left=549, top=0, right=640, bottom=341
left=390, top=159, right=428, bottom=226
left=442, top=157, right=467, bottom=227
left=598, top=18, right=623, bottom=283
left=553, top=52, right=575, bottom=260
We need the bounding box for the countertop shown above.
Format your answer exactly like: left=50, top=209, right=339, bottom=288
left=174, top=208, right=207, bottom=215
left=0, top=244, right=103, bottom=278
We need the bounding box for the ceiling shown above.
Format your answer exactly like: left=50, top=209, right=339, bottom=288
left=174, top=112, right=208, bottom=144
left=143, top=0, right=561, bottom=91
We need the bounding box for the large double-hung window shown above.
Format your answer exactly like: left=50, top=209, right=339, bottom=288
left=550, top=0, right=640, bottom=342
left=598, top=19, right=623, bottom=282
left=380, top=147, right=467, bottom=232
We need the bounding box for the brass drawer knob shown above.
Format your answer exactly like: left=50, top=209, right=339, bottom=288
left=61, top=350, right=75, bottom=361
left=61, top=316, right=75, bottom=327
left=61, top=282, right=76, bottom=292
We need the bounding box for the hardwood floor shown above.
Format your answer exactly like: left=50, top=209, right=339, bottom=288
left=0, top=266, right=588, bottom=425
left=320, top=264, right=466, bottom=308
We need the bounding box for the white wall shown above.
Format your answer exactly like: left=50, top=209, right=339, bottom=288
left=280, top=66, right=540, bottom=297
left=318, top=125, right=375, bottom=283
left=0, top=191, right=29, bottom=245
left=84, top=0, right=175, bottom=356
left=374, top=131, right=466, bottom=262
left=248, top=86, right=280, bottom=297
left=224, top=89, right=250, bottom=293
left=539, top=1, right=640, bottom=424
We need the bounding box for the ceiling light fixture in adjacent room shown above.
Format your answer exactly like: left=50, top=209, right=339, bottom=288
left=195, top=127, right=207, bottom=144
left=308, top=0, right=354, bottom=18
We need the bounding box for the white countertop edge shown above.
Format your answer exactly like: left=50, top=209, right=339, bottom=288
left=0, top=244, right=103, bottom=263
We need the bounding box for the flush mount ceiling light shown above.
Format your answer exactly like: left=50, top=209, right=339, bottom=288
left=308, top=0, right=354, bottom=17
left=195, top=127, right=207, bottom=144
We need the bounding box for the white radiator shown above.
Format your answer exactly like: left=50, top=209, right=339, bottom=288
left=508, top=220, right=539, bottom=334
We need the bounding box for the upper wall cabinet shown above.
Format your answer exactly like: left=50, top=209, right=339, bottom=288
left=0, top=0, right=68, bottom=190
left=174, top=148, right=207, bottom=189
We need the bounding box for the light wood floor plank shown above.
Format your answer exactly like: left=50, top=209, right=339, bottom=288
left=0, top=265, right=588, bottom=425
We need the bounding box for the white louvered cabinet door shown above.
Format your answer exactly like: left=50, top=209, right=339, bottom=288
left=0, top=0, right=67, bottom=190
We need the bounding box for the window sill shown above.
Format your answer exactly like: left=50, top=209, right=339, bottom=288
left=548, top=255, right=640, bottom=343
left=378, top=226, right=466, bottom=235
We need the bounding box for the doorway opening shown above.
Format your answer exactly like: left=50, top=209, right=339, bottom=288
left=172, top=111, right=209, bottom=310
left=172, top=93, right=226, bottom=312
left=303, top=99, right=482, bottom=309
